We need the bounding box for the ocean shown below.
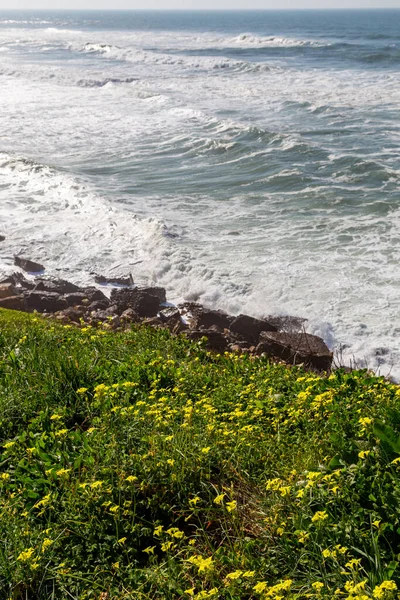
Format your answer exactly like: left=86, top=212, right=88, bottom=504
left=0, top=9, right=399, bottom=376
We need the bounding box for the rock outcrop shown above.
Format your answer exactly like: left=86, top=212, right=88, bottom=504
left=0, top=272, right=333, bottom=372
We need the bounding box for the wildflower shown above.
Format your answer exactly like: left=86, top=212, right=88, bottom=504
left=201, top=447, right=211, bottom=454
left=161, top=541, right=174, bottom=551
left=167, top=459, right=175, bottom=466
left=50, top=414, right=63, bottom=421
left=372, top=520, right=381, bottom=528
left=312, top=511, right=328, bottom=523
left=125, top=475, right=138, bottom=483
left=3, top=441, right=15, bottom=449
left=188, top=555, right=214, bottom=573
left=243, top=571, right=255, bottom=577
left=391, top=457, right=400, bottom=465
left=153, top=525, right=164, bottom=536
left=41, top=538, right=53, bottom=553
left=253, top=581, right=268, bottom=593
left=166, top=527, right=184, bottom=539
left=358, top=450, right=371, bottom=459
left=56, top=468, right=70, bottom=477
left=226, top=570, right=243, bottom=580
left=1, top=473, right=10, bottom=481
left=118, top=537, right=127, bottom=545
left=76, top=388, right=88, bottom=394
left=213, top=493, right=225, bottom=505
left=189, top=496, right=201, bottom=506
left=90, top=480, right=103, bottom=489
left=17, top=548, right=35, bottom=562
left=55, top=429, right=68, bottom=437
left=279, top=486, right=291, bottom=497
left=312, top=582, right=324, bottom=592
left=345, top=558, right=362, bottom=569
left=184, top=590, right=195, bottom=597
left=373, top=581, right=397, bottom=599
left=359, top=417, right=373, bottom=428
left=143, top=546, right=156, bottom=554
left=86, top=427, right=96, bottom=434
left=112, top=561, right=120, bottom=570
left=109, top=505, right=119, bottom=513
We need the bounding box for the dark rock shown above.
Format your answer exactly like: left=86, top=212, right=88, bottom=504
left=178, top=303, right=233, bottom=331
left=33, top=278, right=82, bottom=295
left=0, top=283, right=17, bottom=299
left=142, top=316, right=164, bottom=327
left=138, top=286, right=166, bottom=303
left=120, top=308, right=140, bottom=322
left=0, top=235, right=5, bottom=242
left=24, top=291, right=68, bottom=313
left=56, top=307, right=84, bottom=323
left=168, top=317, right=188, bottom=334
left=0, top=296, right=25, bottom=311
left=256, top=332, right=333, bottom=372
left=87, top=299, right=110, bottom=311
left=263, top=315, right=308, bottom=334
left=186, top=329, right=228, bottom=351
left=110, top=288, right=160, bottom=318
left=14, top=256, right=45, bottom=273
left=94, top=273, right=134, bottom=286
left=64, top=292, right=91, bottom=307
left=0, top=272, right=35, bottom=290
left=159, top=306, right=181, bottom=323
left=229, top=314, right=277, bottom=344
left=82, top=287, right=108, bottom=303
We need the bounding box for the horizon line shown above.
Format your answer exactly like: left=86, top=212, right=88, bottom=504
left=1, top=6, right=400, bottom=10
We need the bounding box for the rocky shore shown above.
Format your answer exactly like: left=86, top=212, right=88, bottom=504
left=0, top=261, right=333, bottom=372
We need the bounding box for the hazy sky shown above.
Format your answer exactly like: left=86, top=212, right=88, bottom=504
left=2, top=0, right=400, bottom=9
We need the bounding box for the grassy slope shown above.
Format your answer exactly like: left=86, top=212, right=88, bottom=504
left=0, top=309, right=400, bottom=600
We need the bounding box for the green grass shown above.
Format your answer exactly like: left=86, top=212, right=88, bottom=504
left=1, top=309, right=400, bottom=600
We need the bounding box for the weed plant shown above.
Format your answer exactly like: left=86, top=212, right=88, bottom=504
left=1, top=310, right=400, bottom=599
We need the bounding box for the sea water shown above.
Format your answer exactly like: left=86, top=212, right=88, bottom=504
left=0, top=10, right=399, bottom=376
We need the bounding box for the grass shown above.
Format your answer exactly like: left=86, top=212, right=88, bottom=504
left=0, top=309, right=400, bottom=599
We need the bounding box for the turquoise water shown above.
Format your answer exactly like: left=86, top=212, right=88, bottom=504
left=0, top=10, right=399, bottom=375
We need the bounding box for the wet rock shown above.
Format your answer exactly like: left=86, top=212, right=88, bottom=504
left=178, top=303, right=233, bottom=331
left=139, top=286, right=166, bottom=304
left=82, top=287, right=108, bottom=303
left=120, top=308, right=140, bottom=323
left=256, top=332, right=333, bottom=372
left=186, top=329, right=228, bottom=351
left=0, top=283, right=17, bottom=299
left=0, top=272, right=35, bottom=290
left=110, top=288, right=161, bottom=318
left=0, top=296, right=25, bottom=311
left=87, top=299, right=110, bottom=311
left=64, top=292, right=91, bottom=307
left=263, top=315, right=308, bottom=334
left=14, top=256, right=45, bottom=273
left=229, top=314, right=277, bottom=344
left=159, top=306, right=181, bottom=323
left=0, top=235, right=5, bottom=242
left=24, top=291, right=68, bottom=313
left=57, top=307, right=85, bottom=324
left=94, top=273, right=134, bottom=286
left=34, top=278, right=81, bottom=295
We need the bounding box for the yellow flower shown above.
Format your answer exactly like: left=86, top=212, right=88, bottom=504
left=161, top=541, right=174, bottom=551
left=125, top=475, right=138, bottom=483
left=253, top=581, right=268, bottom=593
left=201, top=447, right=211, bottom=454
left=50, top=414, right=63, bottom=421
left=358, top=450, right=371, bottom=459
left=311, top=511, right=328, bottom=523
left=143, top=546, right=156, bottom=554
left=118, top=537, right=127, bottom=545
left=3, top=441, right=16, bottom=449
left=184, top=590, right=195, bottom=597
left=55, top=429, right=68, bottom=437
left=226, top=570, right=243, bottom=580
left=153, top=525, right=164, bottom=536
left=166, top=527, right=184, bottom=539
left=213, top=493, right=225, bottom=505
left=312, top=582, right=324, bottom=591
left=373, top=581, right=397, bottom=599
left=372, top=520, right=381, bottom=528
left=1, top=473, right=10, bottom=481
left=391, top=457, right=400, bottom=465
left=90, top=480, right=103, bottom=489
left=189, top=496, right=201, bottom=506
left=76, top=388, right=88, bottom=394
left=188, top=554, right=214, bottom=573
left=226, top=500, right=237, bottom=512
left=17, top=548, right=35, bottom=562
left=41, top=538, right=53, bottom=553
left=56, top=468, right=71, bottom=477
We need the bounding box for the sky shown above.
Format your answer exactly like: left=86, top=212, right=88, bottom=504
left=1, top=0, right=400, bottom=9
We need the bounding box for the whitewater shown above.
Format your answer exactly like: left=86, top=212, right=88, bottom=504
left=0, top=10, right=399, bottom=376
